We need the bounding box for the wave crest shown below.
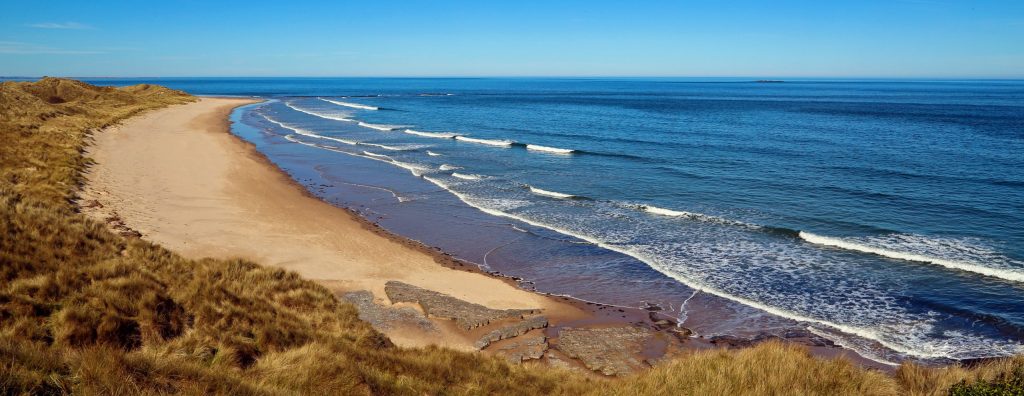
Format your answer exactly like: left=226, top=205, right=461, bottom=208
left=451, top=172, right=483, bottom=180
left=361, top=142, right=428, bottom=151
left=526, top=144, right=575, bottom=154
left=799, top=232, right=1024, bottom=283
left=455, top=136, right=514, bottom=147
left=320, top=98, right=378, bottom=110
left=358, top=121, right=406, bottom=131
left=362, top=151, right=391, bottom=159
left=263, top=115, right=357, bottom=145
left=528, top=186, right=577, bottom=199
left=284, top=102, right=353, bottom=122
left=404, top=129, right=459, bottom=139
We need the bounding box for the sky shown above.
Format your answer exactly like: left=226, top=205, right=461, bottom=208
left=1, top=0, right=1022, bottom=78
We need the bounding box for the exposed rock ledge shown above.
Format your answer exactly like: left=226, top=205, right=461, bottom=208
left=556, top=326, right=654, bottom=376
left=384, top=281, right=539, bottom=330
left=342, top=290, right=437, bottom=333
left=475, top=315, right=548, bottom=349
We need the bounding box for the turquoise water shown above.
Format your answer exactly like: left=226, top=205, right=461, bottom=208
left=85, top=78, right=1024, bottom=364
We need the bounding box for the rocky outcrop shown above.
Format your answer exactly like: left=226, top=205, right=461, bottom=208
left=384, top=281, right=539, bottom=330
left=474, top=315, right=548, bottom=349
left=556, top=326, right=654, bottom=376
left=493, top=334, right=548, bottom=364
left=343, top=290, right=437, bottom=333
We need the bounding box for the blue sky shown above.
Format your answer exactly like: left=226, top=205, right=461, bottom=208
left=1, top=1, right=1022, bottom=77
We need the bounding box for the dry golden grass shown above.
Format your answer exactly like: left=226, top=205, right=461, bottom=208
left=1, top=78, right=1020, bottom=395
left=607, top=341, right=900, bottom=396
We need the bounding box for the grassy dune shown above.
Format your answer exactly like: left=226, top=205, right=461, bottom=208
left=1, top=78, right=1020, bottom=395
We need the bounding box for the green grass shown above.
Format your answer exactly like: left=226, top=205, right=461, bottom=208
left=1, top=78, right=1021, bottom=395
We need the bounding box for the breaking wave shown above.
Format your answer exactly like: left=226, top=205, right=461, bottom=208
left=451, top=172, right=483, bottom=180
left=393, top=161, right=430, bottom=177
left=262, top=115, right=357, bottom=145
left=358, top=121, right=405, bottom=131
left=799, top=232, right=1024, bottom=283
left=361, top=142, right=428, bottom=151
left=426, top=150, right=443, bottom=156
left=284, top=102, right=353, bottom=122
left=320, top=98, right=378, bottom=110
left=404, top=129, right=459, bottom=139
left=455, top=136, right=514, bottom=147
left=526, top=144, right=575, bottom=154
left=528, top=186, right=579, bottom=199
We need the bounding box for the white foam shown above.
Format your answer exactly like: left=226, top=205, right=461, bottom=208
left=455, top=136, right=514, bottom=147
left=284, top=102, right=354, bottom=122
left=799, top=232, right=1024, bottom=283
left=393, top=161, right=430, bottom=177
left=361, top=142, right=427, bottom=151
left=451, top=172, right=483, bottom=180
left=263, top=115, right=357, bottom=145
left=404, top=129, right=459, bottom=139
left=358, top=121, right=405, bottom=131
left=283, top=135, right=352, bottom=154
left=320, top=98, right=378, bottom=110
left=639, top=204, right=760, bottom=229
left=439, top=164, right=461, bottom=171
left=643, top=205, right=694, bottom=217
left=528, top=186, right=576, bottom=199
left=414, top=177, right=948, bottom=362
left=426, top=150, right=443, bottom=157
left=362, top=151, right=391, bottom=159
left=526, top=144, right=575, bottom=154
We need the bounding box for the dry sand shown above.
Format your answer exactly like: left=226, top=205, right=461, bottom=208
left=80, top=97, right=586, bottom=350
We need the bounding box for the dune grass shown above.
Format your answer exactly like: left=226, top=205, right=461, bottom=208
left=1, top=78, right=1020, bottom=395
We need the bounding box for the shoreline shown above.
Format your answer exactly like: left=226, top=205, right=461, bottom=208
left=78, top=97, right=883, bottom=372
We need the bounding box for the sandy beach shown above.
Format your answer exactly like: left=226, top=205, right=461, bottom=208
left=79, top=97, right=588, bottom=350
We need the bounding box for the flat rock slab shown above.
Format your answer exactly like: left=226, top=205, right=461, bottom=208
left=494, top=334, right=548, bottom=364
left=475, top=315, right=549, bottom=349
left=384, top=281, right=539, bottom=330
left=556, top=326, right=654, bottom=376
left=343, top=290, right=437, bottom=333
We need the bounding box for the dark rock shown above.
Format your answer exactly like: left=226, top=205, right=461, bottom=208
left=475, top=315, right=548, bottom=349
left=384, top=281, right=539, bottom=330
left=343, top=290, right=437, bottom=333
left=494, top=334, right=548, bottom=364
left=670, top=327, right=693, bottom=339
left=782, top=328, right=836, bottom=347
left=709, top=335, right=753, bottom=348
left=556, top=326, right=654, bottom=376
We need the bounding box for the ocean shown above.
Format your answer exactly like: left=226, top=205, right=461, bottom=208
left=79, top=77, right=1024, bottom=365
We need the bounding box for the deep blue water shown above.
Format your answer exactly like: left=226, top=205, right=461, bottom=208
left=77, top=77, right=1024, bottom=364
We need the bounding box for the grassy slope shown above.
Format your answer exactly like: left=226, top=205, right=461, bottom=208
left=0, top=78, right=1020, bottom=395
